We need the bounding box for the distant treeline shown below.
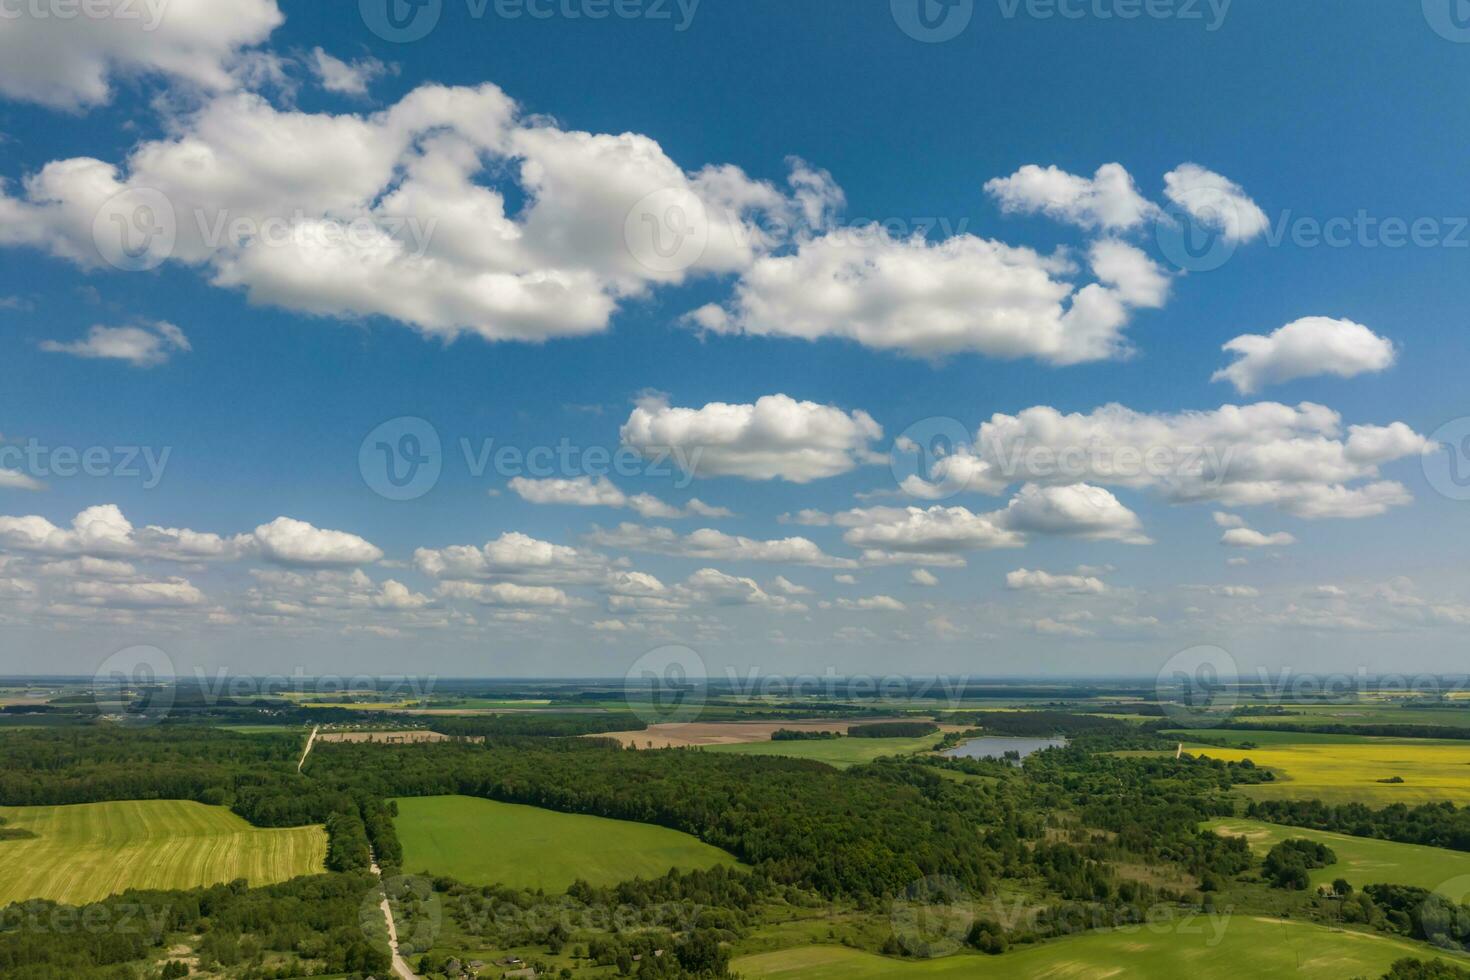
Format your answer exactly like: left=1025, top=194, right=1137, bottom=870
left=846, top=721, right=938, bottom=738
left=769, top=729, right=840, bottom=741
left=1251, top=799, right=1470, bottom=852
left=947, top=711, right=1129, bottom=738
left=425, top=713, right=648, bottom=738
left=1200, top=721, right=1470, bottom=741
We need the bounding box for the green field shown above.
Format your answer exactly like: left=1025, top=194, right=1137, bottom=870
left=392, top=795, right=740, bottom=891
left=1186, top=736, right=1470, bottom=804
left=704, top=735, right=939, bottom=768
left=733, top=916, right=1457, bottom=979
left=0, top=800, right=327, bottom=906
left=1207, top=817, right=1470, bottom=892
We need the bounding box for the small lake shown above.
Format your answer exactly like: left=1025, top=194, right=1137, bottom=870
left=944, top=736, right=1067, bottom=762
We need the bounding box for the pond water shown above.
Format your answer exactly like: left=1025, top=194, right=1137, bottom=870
left=943, top=736, right=1067, bottom=762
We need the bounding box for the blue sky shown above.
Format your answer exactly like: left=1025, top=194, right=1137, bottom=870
left=1, top=0, right=1468, bottom=681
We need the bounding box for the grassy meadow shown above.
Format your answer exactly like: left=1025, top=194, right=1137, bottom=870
left=703, top=735, right=940, bottom=768
left=392, top=795, right=740, bottom=891
left=732, top=916, right=1459, bottom=979
left=1206, top=817, right=1470, bottom=892
left=0, top=800, right=327, bottom=905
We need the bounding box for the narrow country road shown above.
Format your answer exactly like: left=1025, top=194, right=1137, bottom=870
left=372, top=861, right=420, bottom=980
left=297, top=725, right=319, bottom=773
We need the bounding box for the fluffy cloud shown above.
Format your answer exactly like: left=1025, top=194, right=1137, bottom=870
left=1162, top=163, right=1270, bottom=243
left=68, top=576, right=204, bottom=607
left=999, top=483, right=1151, bottom=544
left=1006, top=568, right=1108, bottom=594
left=834, top=595, right=906, bottom=612
left=0, top=0, right=283, bottom=109
left=414, top=531, right=610, bottom=585
left=40, top=321, right=190, bottom=367
left=0, top=83, right=822, bottom=344
left=0, top=470, right=44, bottom=491
left=839, top=505, right=1023, bottom=559
left=586, top=523, right=853, bottom=567
left=984, top=163, right=1158, bottom=231
left=687, top=230, right=1170, bottom=363
left=910, top=569, right=939, bottom=587
left=1212, top=317, right=1397, bottom=394
left=437, top=581, right=579, bottom=608
left=1221, top=527, right=1297, bottom=548
left=0, top=505, right=381, bottom=567
left=309, top=47, right=390, bottom=96
left=902, top=402, right=1429, bottom=520
left=620, top=394, right=882, bottom=483
left=245, top=517, right=382, bottom=567
left=507, top=476, right=731, bottom=519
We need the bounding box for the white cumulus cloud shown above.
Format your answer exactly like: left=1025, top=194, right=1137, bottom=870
left=1213, top=317, right=1396, bottom=394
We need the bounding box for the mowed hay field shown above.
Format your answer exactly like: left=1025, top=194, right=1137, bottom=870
left=733, top=916, right=1460, bottom=979
left=704, top=735, right=941, bottom=768
left=0, top=800, right=327, bottom=906
left=393, top=796, right=740, bottom=891
left=1186, top=737, right=1470, bottom=804
left=1206, top=817, right=1470, bottom=892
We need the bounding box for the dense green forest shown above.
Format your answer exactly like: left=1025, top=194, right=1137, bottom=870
left=1251, top=799, right=1470, bottom=852
left=1, top=720, right=1465, bottom=978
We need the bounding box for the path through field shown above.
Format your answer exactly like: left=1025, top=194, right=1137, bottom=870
left=298, top=725, right=319, bottom=772
left=371, top=860, right=419, bottom=980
